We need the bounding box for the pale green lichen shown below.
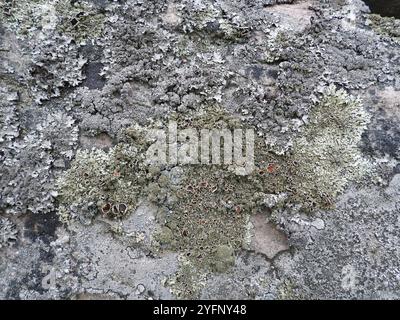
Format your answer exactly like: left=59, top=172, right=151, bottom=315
left=183, top=4, right=250, bottom=42
left=0, top=0, right=104, bottom=41
left=288, top=85, right=372, bottom=209
left=57, top=123, right=166, bottom=223
left=368, top=14, right=400, bottom=42
left=151, top=108, right=273, bottom=274
left=57, top=142, right=147, bottom=222
left=0, top=0, right=51, bottom=34
left=55, top=0, right=105, bottom=42
left=57, top=89, right=371, bottom=297
left=278, top=279, right=302, bottom=300
left=164, top=255, right=208, bottom=299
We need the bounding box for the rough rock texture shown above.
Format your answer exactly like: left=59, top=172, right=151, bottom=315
left=0, top=0, right=400, bottom=299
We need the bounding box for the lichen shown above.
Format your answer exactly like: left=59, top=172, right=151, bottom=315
left=287, top=84, right=372, bottom=209
left=55, top=0, right=105, bottom=42
left=368, top=14, right=400, bottom=42
left=278, top=279, right=301, bottom=300
left=150, top=108, right=275, bottom=275
left=0, top=109, right=78, bottom=214
left=2, top=0, right=399, bottom=300
left=57, top=143, right=145, bottom=223
left=58, top=93, right=371, bottom=290
left=0, top=0, right=100, bottom=104
left=1, top=0, right=104, bottom=42
left=0, top=217, right=18, bottom=249
left=180, top=3, right=250, bottom=43
left=163, top=255, right=208, bottom=299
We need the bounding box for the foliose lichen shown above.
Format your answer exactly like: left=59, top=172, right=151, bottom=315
left=58, top=88, right=371, bottom=286
left=0, top=109, right=78, bottom=214
left=0, top=217, right=18, bottom=249
left=367, top=14, right=400, bottom=42
left=55, top=0, right=105, bottom=42
left=57, top=145, right=142, bottom=224
left=2, top=0, right=398, bottom=300
left=287, top=84, right=372, bottom=209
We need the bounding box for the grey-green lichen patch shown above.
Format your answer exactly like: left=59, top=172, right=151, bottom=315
left=149, top=108, right=277, bottom=272
left=0, top=217, right=18, bottom=249
left=153, top=166, right=254, bottom=269
left=0, top=0, right=103, bottom=104
left=287, top=85, right=373, bottom=209
left=58, top=92, right=372, bottom=294
left=57, top=142, right=147, bottom=224
left=1, top=0, right=104, bottom=41
left=179, top=2, right=251, bottom=43
left=164, top=255, right=208, bottom=299
left=55, top=0, right=105, bottom=42
left=0, top=0, right=53, bottom=34
left=153, top=164, right=269, bottom=297
left=57, top=121, right=170, bottom=224
left=153, top=90, right=371, bottom=282
left=367, top=14, right=400, bottom=42
left=3, top=0, right=400, bottom=300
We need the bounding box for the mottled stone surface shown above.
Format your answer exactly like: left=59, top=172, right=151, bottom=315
left=0, top=0, right=400, bottom=299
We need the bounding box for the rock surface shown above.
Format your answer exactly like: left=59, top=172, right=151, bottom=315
left=0, top=0, right=399, bottom=299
